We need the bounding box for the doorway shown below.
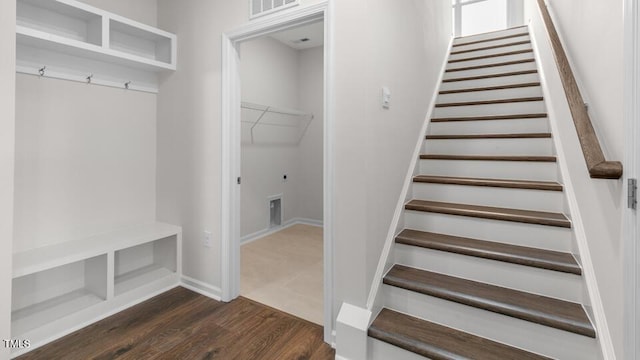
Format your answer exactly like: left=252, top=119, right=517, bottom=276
left=452, top=0, right=524, bottom=37
left=220, top=2, right=334, bottom=342
left=238, top=20, right=325, bottom=325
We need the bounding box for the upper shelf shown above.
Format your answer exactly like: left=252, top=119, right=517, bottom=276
left=16, top=0, right=177, bottom=91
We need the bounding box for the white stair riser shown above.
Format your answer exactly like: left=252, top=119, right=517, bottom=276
left=394, top=244, right=582, bottom=302
left=419, top=159, right=558, bottom=181
left=428, top=118, right=549, bottom=135
left=453, top=28, right=529, bottom=46
left=449, top=43, right=532, bottom=62
left=440, top=73, right=540, bottom=92
left=438, top=86, right=542, bottom=104
left=433, top=101, right=546, bottom=118
left=443, top=61, right=537, bottom=80
left=452, top=35, right=531, bottom=52
left=403, top=211, right=572, bottom=252
left=424, top=137, right=554, bottom=156
left=411, top=182, right=563, bottom=213
left=368, top=338, right=430, bottom=360
left=383, top=285, right=599, bottom=360
left=447, top=52, right=534, bottom=71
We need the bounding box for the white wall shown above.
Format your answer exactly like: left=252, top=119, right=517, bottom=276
left=1, top=0, right=16, bottom=357
left=296, top=46, right=324, bottom=222
left=13, top=0, right=159, bottom=252
left=525, top=1, right=625, bottom=358
left=332, top=0, right=452, bottom=323
left=240, top=37, right=323, bottom=237
left=241, top=37, right=301, bottom=237
left=156, top=0, right=247, bottom=290
left=78, top=0, right=158, bottom=26
left=14, top=77, right=157, bottom=251
left=156, top=0, right=451, bottom=332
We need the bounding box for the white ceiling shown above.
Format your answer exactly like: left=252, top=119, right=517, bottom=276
left=269, top=21, right=324, bottom=50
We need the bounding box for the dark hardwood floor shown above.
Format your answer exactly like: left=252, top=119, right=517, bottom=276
left=18, top=287, right=335, bottom=360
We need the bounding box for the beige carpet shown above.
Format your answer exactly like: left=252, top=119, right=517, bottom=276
left=240, top=224, right=324, bottom=325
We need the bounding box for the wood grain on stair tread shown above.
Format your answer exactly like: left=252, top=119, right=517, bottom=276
left=451, top=40, right=531, bottom=55
left=369, top=308, right=552, bottom=360
left=436, top=97, right=543, bottom=107
left=446, top=59, right=535, bottom=72
left=443, top=70, right=538, bottom=83
left=453, top=32, right=529, bottom=48
left=439, top=82, right=541, bottom=94
left=404, top=200, right=571, bottom=228
left=413, top=175, right=562, bottom=191
left=449, top=49, right=534, bottom=63
left=420, top=154, right=557, bottom=162
left=383, top=265, right=595, bottom=337
left=426, top=133, right=551, bottom=140
left=432, top=113, right=547, bottom=122
left=396, top=229, right=580, bottom=274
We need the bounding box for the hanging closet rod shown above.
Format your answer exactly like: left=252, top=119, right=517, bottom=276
left=241, top=101, right=312, bottom=118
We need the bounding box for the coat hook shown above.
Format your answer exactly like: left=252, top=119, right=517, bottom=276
left=124, top=81, right=131, bottom=90
left=86, top=74, right=93, bottom=84
left=38, top=66, right=46, bottom=76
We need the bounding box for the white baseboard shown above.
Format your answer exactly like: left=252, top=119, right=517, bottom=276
left=240, top=217, right=324, bottom=245
left=180, top=275, right=222, bottom=301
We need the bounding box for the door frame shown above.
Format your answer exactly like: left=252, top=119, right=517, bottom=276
left=220, top=1, right=335, bottom=343
left=624, top=0, right=639, bottom=358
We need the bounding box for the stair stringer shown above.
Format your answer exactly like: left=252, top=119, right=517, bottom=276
left=365, top=36, right=454, bottom=320
left=527, top=14, right=614, bottom=360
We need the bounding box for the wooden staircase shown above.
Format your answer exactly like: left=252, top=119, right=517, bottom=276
left=368, top=26, right=601, bottom=359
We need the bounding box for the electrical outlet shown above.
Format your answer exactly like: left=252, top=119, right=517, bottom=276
left=203, top=231, right=212, bottom=248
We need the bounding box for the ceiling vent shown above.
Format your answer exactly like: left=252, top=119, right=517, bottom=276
left=250, top=0, right=299, bottom=19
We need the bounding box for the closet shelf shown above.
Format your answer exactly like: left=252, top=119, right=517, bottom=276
left=115, top=264, right=175, bottom=296
left=241, top=101, right=314, bottom=145
left=16, top=0, right=177, bottom=93
left=13, top=222, right=181, bottom=278
left=17, top=27, right=175, bottom=73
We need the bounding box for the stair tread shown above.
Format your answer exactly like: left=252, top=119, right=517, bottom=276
left=446, top=59, right=535, bottom=72
left=383, top=265, right=595, bottom=337
left=369, top=308, right=552, bottom=360
left=404, top=200, right=571, bottom=228
left=432, top=113, right=547, bottom=122
left=413, top=175, right=562, bottom=191
left=454, top=25, right=528, bottom=41
left=451, top=40, right=531, bottom=55
left=396, top=229, right=580, bottom=274
left=449, top=49, right=533, bottom=63
left=436, top=97, right=543, bottom=107
left=443, top=70, right=538, bottom=83
left=439, top=82, right=540, bottom=94
left=420, top=154, right=557, bottom=162
left=453, top=31, right=529, bottom=48
left=426, top=133, right=551, bottom=139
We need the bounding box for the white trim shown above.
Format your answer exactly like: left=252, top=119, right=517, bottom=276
left=335, top=303, right=371, bottom=360
left=365, top=35, right=454, bottom=311
left=624, top=0, right=640, bottom=358
left=180, top=275, right=222, bottom=301
left=220, top=0, right=334, bottom=343
left=240, top=217, right=324, bottom=245
left=527, top=21, right=615, bottom=360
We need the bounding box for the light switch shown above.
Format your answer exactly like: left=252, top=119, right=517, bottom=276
left=382, top=87, right=391, bottom=109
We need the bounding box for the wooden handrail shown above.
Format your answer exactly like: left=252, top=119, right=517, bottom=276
left=536, top=0, right=623, bottom=179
